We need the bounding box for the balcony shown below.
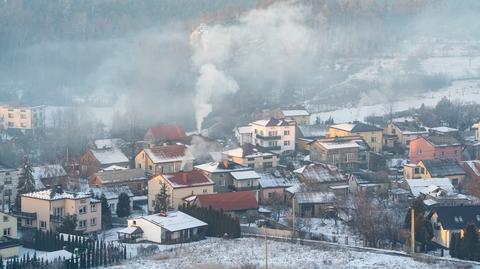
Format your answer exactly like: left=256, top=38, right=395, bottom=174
left=256, top=144, right=281, bottom=151
left=0, top=237, right=20, bottom=249
left=50, top=215, right=64, bottom=223
left=256, top=134, right=281, bottom=140
left=9, top=210, right=37, bottom=220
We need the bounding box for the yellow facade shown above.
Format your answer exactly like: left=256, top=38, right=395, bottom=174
left=0, top=105, right=44, bottom=130
left=328, top=128, right=383, bottom=152
left=148, top=176, right=214, bottom=212
left=0, top=212, right=19, bottom=258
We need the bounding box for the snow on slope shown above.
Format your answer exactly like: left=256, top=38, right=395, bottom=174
left=110, top=238, right=441, bottom=269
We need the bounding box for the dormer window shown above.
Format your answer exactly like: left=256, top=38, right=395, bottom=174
left=454, top=216, right=464, bottom=223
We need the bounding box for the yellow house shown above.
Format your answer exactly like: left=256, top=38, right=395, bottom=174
left=135, top=145, right=194, bottom=176
left=20, top=188, right=102, bottom=234
left=403, top=159, right=466, bottom=187
left=0, top=212, right=19, bottom=258
left=0, top=105, right=45, bottom=130
left=148, top=170, right=214, bottom=212
left=328, top=122, right=383, bottom=152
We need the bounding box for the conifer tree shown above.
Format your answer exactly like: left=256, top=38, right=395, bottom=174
left=100, top=194, right=112, bottom=229
left=15, top=158, right=35, bottom=210
left=154, top=182, right=170, bottom=213
left=116, top=192, right=131, bottom=217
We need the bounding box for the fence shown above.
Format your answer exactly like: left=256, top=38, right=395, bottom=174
left=241, top=226, right=293, bottom=238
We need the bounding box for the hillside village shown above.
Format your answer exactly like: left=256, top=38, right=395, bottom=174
left=0, top=99, right=479, bottom=268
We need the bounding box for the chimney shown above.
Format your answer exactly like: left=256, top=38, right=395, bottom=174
left=223, top=159, right=229, bottom=169
left=159, top=211, right=167, bottom=217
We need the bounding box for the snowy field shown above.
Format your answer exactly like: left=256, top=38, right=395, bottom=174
left=109, top=238, right=445, bottom=269
left=312, top=79, right=480, bottom=123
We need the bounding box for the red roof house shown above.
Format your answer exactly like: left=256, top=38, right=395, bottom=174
left=144, top=125, right=186, bottom=143
left=193, top=191, right=259, bottom=213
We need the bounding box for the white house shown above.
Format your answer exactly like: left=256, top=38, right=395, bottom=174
left=234, top=125, right=253, bottom=146
left=251, top=118, right=295, bottom=155
left=124, top=211, right=207, bottom=244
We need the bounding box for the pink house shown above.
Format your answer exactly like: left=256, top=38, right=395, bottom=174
left=409, top=135, right=462, bottom=164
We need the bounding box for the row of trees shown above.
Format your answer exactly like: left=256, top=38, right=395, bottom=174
left=179, top=205, right=241, bottom=238
left=450, top=223, right=480, bottom=261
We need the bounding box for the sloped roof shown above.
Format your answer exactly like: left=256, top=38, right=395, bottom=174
left=146, top=125, right=186, bottom=142
left=421, top=159, right=466, bottom=177
left=351, top=171, right=391, bottom=185
left=393, top=122, right=427, bottom=134
left=424, top=135, right=461, bottom=147
left=195, top=191, right=258, bottom=211
left=90, top=148, right=129, bottom=165
left=430, top=126, right=458, bottom=133
left=161, top=170, right=214, bottom=188
left=297, top=124, right=327, bottom=138
left=195, top=160, right=249, bottom=173
left=330, top=122, right=382, bottom=132
left=295, top=192, right=336, bottom=204
left=258, top=172, right=298, bottom=188
left=141, top=211, right=207, bottom=232
left=143, top=145, right=193, bottom=164
left=90, top=185, right=133, bottom=200
left=23, top=189, right=91, bottom=201
left=429, top=205, right=480, bottom=230
left=315, top=139, right=360, bottom=150
left=93, top=138, right=125, bottom=149
left=281, top=110, right=310, bottom=117
left=230, top=170, right=260, bottom=180
left=252, top=118, right=293, bottom=127
left=464, top=160, right=480, bottom=177
left=32, top=164, right=67, bottom=180
left=222, top=143, right=275, bottom=158
left=93, top=168, right=146, bottom=184
left=294, top=163, right=347, bottom=184
left=406, top=178, right=453, bottom=197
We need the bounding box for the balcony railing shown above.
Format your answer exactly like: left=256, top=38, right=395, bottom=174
left=9, top=210, right=37, bottom=220
left=50, top=215, right=64, bottom=223
left=256, top=134, right=281, bottom=140
left=256, top=144, right=281, bottom=151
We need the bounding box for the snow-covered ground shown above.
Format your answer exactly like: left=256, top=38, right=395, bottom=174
left=109, top=237, right=443, bottom=269
left=312, top=79, right=480, bottom=123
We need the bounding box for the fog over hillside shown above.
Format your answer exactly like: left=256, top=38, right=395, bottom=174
left=1, top=0, right=480, bottom=131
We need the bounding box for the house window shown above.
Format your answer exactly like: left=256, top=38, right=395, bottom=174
left=264, top=162, right=273, bottom=168
left=90, top=218, right=97, bottom=226
left=3, top=228, right=10, bottom=236
left=203, top=189, right=208, bottom=193
left=138, top=164, right=142, bottom=168
left=25, top=219, right=32, bottom=226
left=7, top=113, right=13, bottom=119
left=20, top=114, right=26, bottom=119
left=284, top=130, right=290, bottom=136
left=371, top=137, right=376, bottom=143
left=3, top=216, right=8, bottom=222
left=219, top=179, right=225, bottom=186
left=268, top=192, right=274, bottom=198
left=53, top=207, right=64, bottom=217
left=133, top=220, right=137, bottom=225
left=80, top=199, right=86, bottom=204
left=110, top=203, right=115, bottom=212
left=247, top=158, right=255, bottom=161
left=40, top=221, right=47, bottom=229
left=79, top=206, right=87, bottom=214
left=91, top=204, right=97, bottom=212
left=79, top=220, right=87, bottom=228
left=284, top=141, right=290, bottom=146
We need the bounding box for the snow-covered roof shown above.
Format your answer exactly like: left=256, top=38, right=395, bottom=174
left=90, top=185, right=133, bottom=200
left=235, top=125, right=253, bottom=134
left=294, top=163, right=347, bottom=184
left=281, top=110, right=310, bottom=117
left=223, top=144, right=275, bottom=158
left=195, top=160, right=249, bottom=173
left=251, top=118, right=293, bottom=127
left=230, top=170, right=260, bottom=180
left=32, top=164, right=67, bottom=180
left=139, top=211, right=207, bottom=232
left=93, top=138, right=125, bottom=149
left=102, top=165, right=128, bottom=171
left=406, top=178, right=454, bottom=197
left=430, top=126, right=458, bottom=133
left=316, top=140, right=360, bottom=150
left=464, top=160, right=480, bottom=177
left=117, top=226, right=143, bottom=235
left=90, top=147, right=129, bottom=165
left=295, top=192, right=336, bottom=204
left=23, top=189, right=92, bottom=201
left=144, top=145, right=193, bottom=164
left=258, top=172, right=298, bottom=188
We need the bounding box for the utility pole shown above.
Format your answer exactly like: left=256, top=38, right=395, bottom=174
left=264, top=226, right=268, bottom=269
left=292, top=194, right=295, bottom=237
left=411, top=207, right=415, bottom=254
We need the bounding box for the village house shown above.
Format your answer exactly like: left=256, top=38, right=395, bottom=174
left=90, top=168, right=148, bottom=196
left=328, top=122, right=383, bottom=152
left=18, top=187, right=102, bottom=234
left=277, top=109, right=311, bottom=125
left=135, top=144, right=194, bottom=176
left=222, top=143, right=278, bottom=170
left=473, top=122, right=480, bottom=141
left=429, top=126, right=459, bottom=136
left=0, top=212, right=20, bottom=258
left=294, top=163, right=348, bottom=192
left=0, top=165, right=19, bottom=209
left=121, top=211, right=207, bottom=244
left=0, top=104, right=45, bottom=131
left=234, top=125, right=253, bottom=146
left=404, top=178, right=470, bottom=207
left=91, top=138, right=126, bottom=150
left=257, top=172, right=298, bottom=204
left=251, top=118, right=296, bottom=155
left=144, top=125, right=186, bottom=145
left=408, top=135, right=463, bottom=164
left=296, top=124, right=328, bottom=153
left=293, top=192, right=336, bottom=218
left=189, top=191, right=259, bottom=217
left=384, top=121, right=428, bottom=147
left=79, top=148, right=129, bottom=177
left=348, top=171, right=392, bottom=194
left=229, top=170, right=260, bottom=191
left=428, top=205, right=480, bottom=249
left=32, top=164, right=68, bottom=189
left=148, top=170, right=214, bottom=212
left=309, top=138, right=360, bottom=172
left=91, top=185, right=134, bottom=216
left=195, top=160, right=252, bottom=193
left=403, top=159, right=466, bottom=187
left=463, top=160, right=480, bottom=185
